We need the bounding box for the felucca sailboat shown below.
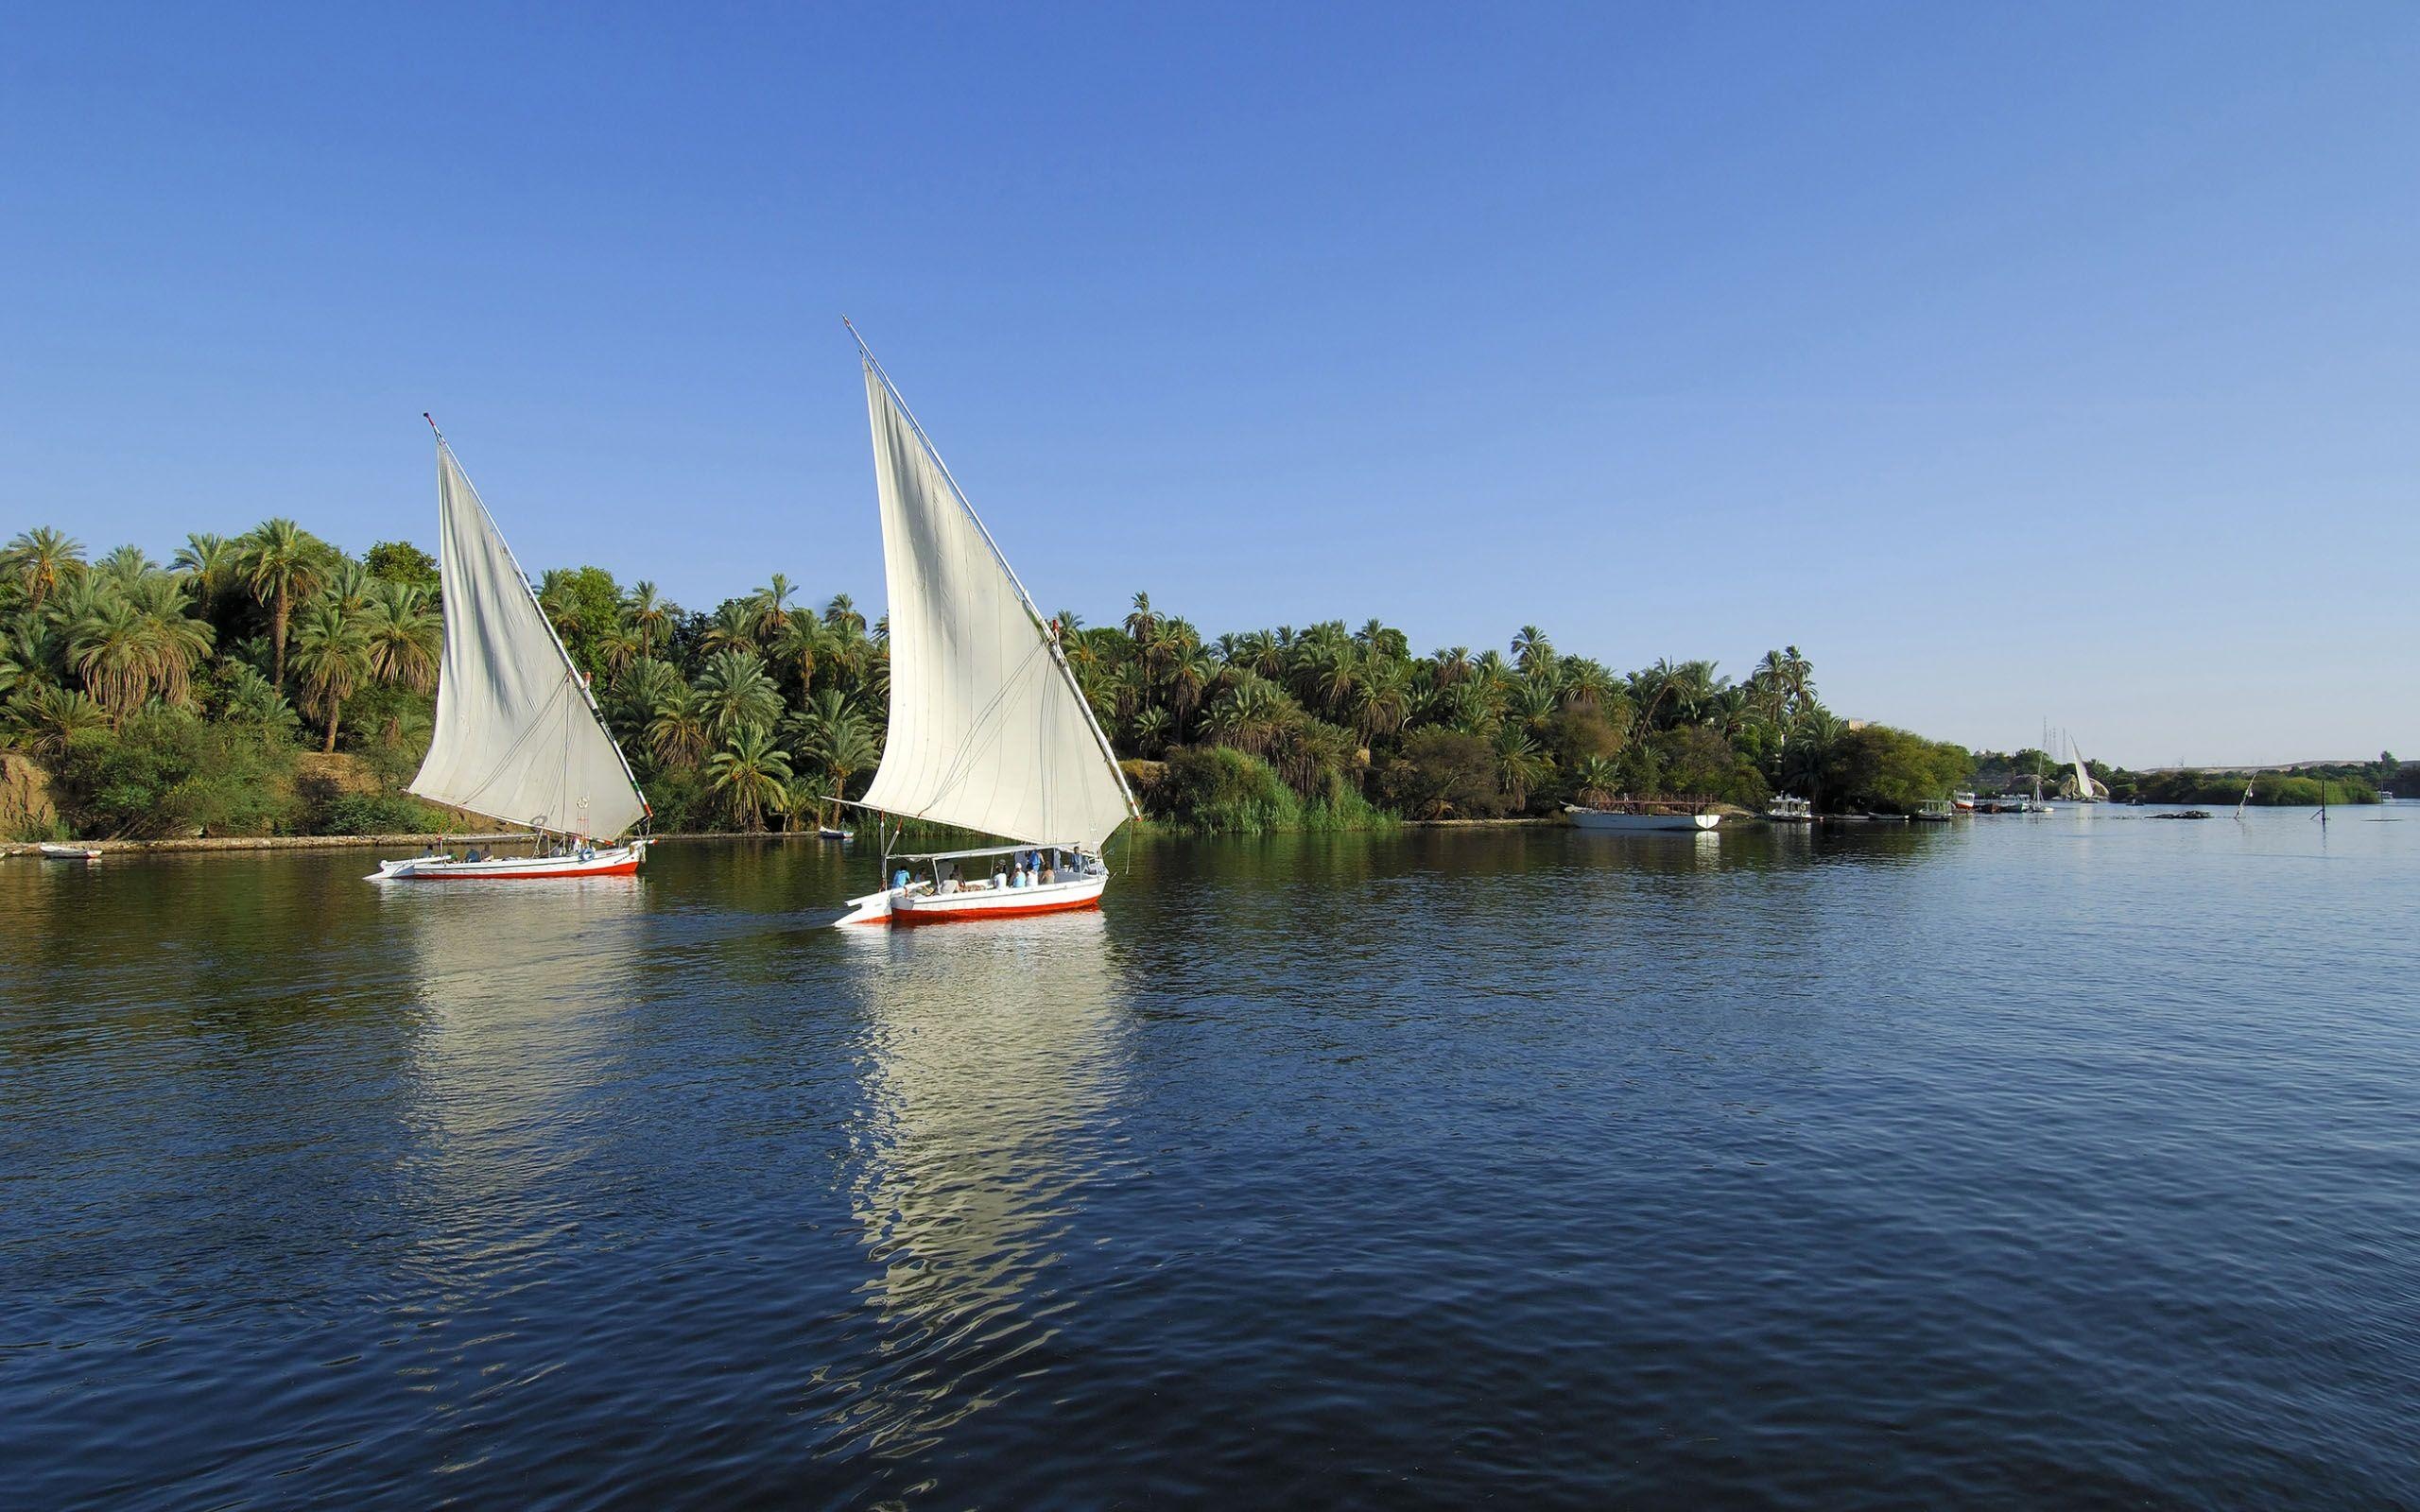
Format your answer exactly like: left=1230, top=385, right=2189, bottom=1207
left=833, top=328, right=1136, bottom=926
left=371, top=421, right=650, bottom=881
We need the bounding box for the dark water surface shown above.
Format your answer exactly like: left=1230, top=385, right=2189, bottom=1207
left=4, top=811, right=2416, bottom=1508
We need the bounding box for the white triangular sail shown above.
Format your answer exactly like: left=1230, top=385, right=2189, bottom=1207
left=2069, top=737, right=2105, bottom=801
left=408, top=442, right=648, bottom=840
left=855, top=362, right=1134, bottom=851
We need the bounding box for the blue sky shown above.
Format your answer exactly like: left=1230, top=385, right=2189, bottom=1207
left=5, top=3, right=2415, bottom=766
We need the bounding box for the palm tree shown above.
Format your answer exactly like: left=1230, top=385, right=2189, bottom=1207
left=1782, top=708, right=1842, bottom=809
left=1167, top=642, right=1217, bottom=742
left=1351, top=661, right=1411, bottom=745
left=1296, top=641, right=1359, bottom=724
left=1110, top=661, right=1152, bottom=725
left=810, top=719, right=877, bottom=822
left=1204, top=674, right=1288, bottom=758
left=4, top=527, right=85, bottom=620
left=648, top=686, right=712, bottom=769
left=1130, top=704, right=1172, bottom=756
left=1509, top=679, right=1559, bottom=737
left=1511, top=626, right=1556, bottom=679
left=67, top=593, right=157, bottom=718
left=823, top=593, right=866, bottom=632
left=750, top=568, right=798, bottom=633
left=237, top=519, right=325, bottom=691
left=1123, top=592, right=1159, bottom=648
left=1236, top=628, right=1286, bottom=680
left=326, top=560, right=376, bottom=613
left=616, top=657, right=684, bottom=721
left=772, top=613, right=827, bottom=696
left=126, top=572, right=213, bottom=709
left=696, top=648, right=783, bottom=734
left=707, top=723, right=792, bottom=831
left=623, top=581, right=674, bottom=655
left=94, top=544, right=157, bottom=589
left=289, top=600, right=371, bottom=752
left=1427, top=646, right=1473, bottom=688
left=1494, top=727, right=1548, bottom=811
left=361, top=581, right=441, bottom=693
left=822, top=613, right=873, bottom=685
left=1571, top=755, right=1620, bottom=807
left=172, top=532, right=239, bottom=614
left=594, top=622, right=643, bottom=683
left=698, top=601, right=759, bottom=657
left=214, top=663, right=301, bottom=738
left=6, top=685, right=109, bottom=756
left=0, top=622, right=52, bottom=702
left=1558, top=659, right=1617, bottom=714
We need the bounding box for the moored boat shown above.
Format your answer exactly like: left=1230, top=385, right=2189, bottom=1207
left=1765, top=796, right=1815, bottom=822
left=1565, top=799, right=1720, bottom=833
left=830, top=327, right=1137, bottom=927
left=1912, top=799, right=1955, bottom=822
left=369, top=421, right=652, bottom=882
left=1952, top=790, right=1977, bottom=813
left=37, top=842, right=101, bottom=861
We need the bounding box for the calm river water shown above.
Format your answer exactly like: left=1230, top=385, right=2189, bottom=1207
left=4, top=809, right=2416, bottom=1508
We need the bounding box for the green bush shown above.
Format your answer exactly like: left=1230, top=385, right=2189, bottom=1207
left=1821, top=725, right=1972, bottom=814
left=52, top=709, right=297, bottom=838
left=1150, top=746, right=1304, bottom=833
left=311, top=792, right=451, bottom=834
left=1375, top=730, right=1512, bottom=819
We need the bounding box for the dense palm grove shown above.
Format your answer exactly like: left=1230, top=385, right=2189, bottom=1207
left=2, top=521, right=1990, bottom=839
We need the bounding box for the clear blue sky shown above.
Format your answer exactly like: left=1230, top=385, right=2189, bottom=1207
left=6, top=3, right=2415, bottom=766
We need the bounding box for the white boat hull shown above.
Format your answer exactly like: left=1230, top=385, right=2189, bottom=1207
left=1568, top=809, right=1720, bottom=833
left=836, top=871, right=1107, bottom=927
left=369, top=841, right=647, bottom=882
left=37, top=843, right=101, bottom=861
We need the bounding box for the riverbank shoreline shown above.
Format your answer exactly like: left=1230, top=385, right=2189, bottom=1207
left=5, top=816, right=1606, bottom=857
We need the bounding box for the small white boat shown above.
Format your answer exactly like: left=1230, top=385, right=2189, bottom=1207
left=368, top=422, right=652, bottom=883
left=1952, top=790, right=1977, bottom=813
left=1565, top=801, right=1720, bottom=833
left=37, top=842, right=101, bottom=861
left=828, top=328, right=1137, bottom=928
left=372, top=840, right=647, bottom=881
left=1765, top=796, right=1815, bottom=823
left=817, top=826, right=853, bottom=841
left=840, top=846, right=1108, bottom=927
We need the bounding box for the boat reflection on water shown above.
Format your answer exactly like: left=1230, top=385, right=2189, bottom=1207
left=386, top=877, right=648, bottom=1229
left=823, top=908, right=1131, bottom=1459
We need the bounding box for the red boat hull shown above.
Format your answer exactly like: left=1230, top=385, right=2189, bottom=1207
left=399, top=857, right=641, bottom=880
left=887, top=893, right=1102, bottom=925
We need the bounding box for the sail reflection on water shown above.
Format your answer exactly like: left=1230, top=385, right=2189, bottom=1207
left=386, top=878, right=648, bottom=1240
left=822, top=909, right=1131, bottom=1456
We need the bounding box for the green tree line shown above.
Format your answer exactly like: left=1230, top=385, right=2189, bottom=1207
left=7, top=523, right=2000, bottom=839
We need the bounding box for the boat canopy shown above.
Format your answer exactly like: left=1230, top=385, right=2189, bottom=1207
left=852, top=358, right=1135, bottom=852
left=407, top=439, right=648, bottom=839
left=890, top=842, right=1085, bottom=864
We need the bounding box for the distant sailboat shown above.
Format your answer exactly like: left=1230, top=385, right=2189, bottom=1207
left=370, top=422, right=650, bottom=881
left=833, top=328, right=1137, bottom=926
left=2067, top=735, right=2108, bottom=803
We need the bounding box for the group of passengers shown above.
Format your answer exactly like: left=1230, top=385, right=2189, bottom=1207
left=419, top=835, right=596, bottom=866
left=903, top=849, right=1077, bottom=896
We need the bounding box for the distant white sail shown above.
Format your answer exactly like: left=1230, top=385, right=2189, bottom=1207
left=408, top=443, right=647, bottom=839
left=856, top=364, right=1134, bottom=850
left=2070, top=739, right=2104, bottom=801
